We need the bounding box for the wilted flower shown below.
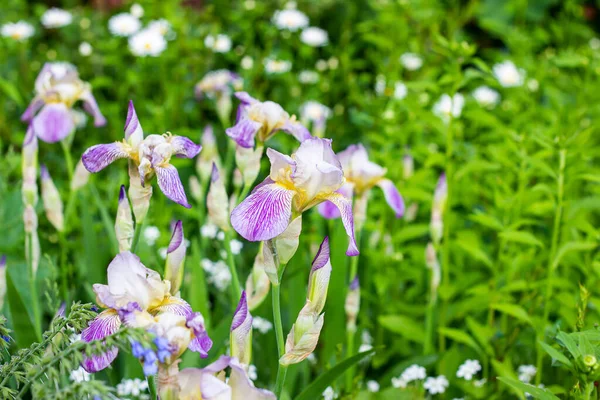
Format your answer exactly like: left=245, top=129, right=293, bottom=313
left=457, top=359, right=481, bottom=381
left=165, top=221, right=186, bottom=295
left=231, top=137, right=358, bottom=255
left=226, top=92, right=310, bottom=148
left=400, top=52, right=423, bottom=71
left=433, top=93, right=464, bottom=123
left=280, top=237, right=331, bottom=365
left=205, top=34, right=232, bottom=53
left=300, top=101, right=331, bottom=137
left=41, top=8, right=72, bottom=29
left=272, top=9, right=309, bottom=31
left=82, top=101, right=201, bottom=210
left=472, top=86, right=500, bottom=108
left=207, top=164, right=230, bottom=231
left=80, top=251, right=211, bottom=372
left=493, top=60, right=525, bottom=87
left=1, top=21, right=35, bottom=41
left=129, top=29, right=167, bottom=57
left=264, top=58, right=292, bottom=74
left=108, top=13, right=141, bottom=37
left=40, top=165, right=64, bottom=232
left=115, top=186, right=134, bottom=252
left=300, top=27, right=328, bottom=47
left=78, top=42, right=92, bottom=56
left=230, top=291, right=253, bottom=366
left=22, top=62, right=106, bottom=143
left=424, top=375, right=449, bottom=394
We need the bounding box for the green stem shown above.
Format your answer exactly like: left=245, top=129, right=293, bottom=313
left=223, top=230, right=242, bottom=304
left=272, top=283, right=287, bottom=397
left=26, top=232, right=42, bottom=340
left=424, top=291, right=437, bottom=355
left=536, top=148, right=566, bottom=383
left=131, top=219, right=144, bottom=254
left=89, top=184, right=120, bottom=255
left=345, top=228, right=363, bottom=391
left=59, top=233, right=69, bottom=301
left=224, top=139, right=236, bottom=182
left=60, top=138, right=74, bottom=182
left=147, top=375, right=157, bottom=400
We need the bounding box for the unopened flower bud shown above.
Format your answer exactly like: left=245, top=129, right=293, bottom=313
left=353, top=194, right=368, bottom=231
left=41, top=165, right=64, bottom=232
left=230, top=291, right=253, bottom=366
left=425, top=242, right=441, bottom=297
left=261, top=240, right=279, bottom=285
left=128, top=162, right=152, bottom=223
left=235, top=145, right=263, bottom=187
left=402, top=153, right=414, bottom=180
left=245, top=246, right=271, bottom=310
left=306, top=237, right=332, bottom=314
left=115, top=185, right=134, bottom=252
left=165, top=221, right=186, bottom=295
left=71, top=159, right=90, bottom=191
left=207, top=163, right=230, bottom=231
left=233, top=168, right=243, bottom=190
left=275, top=216, right=302, bottom=264
left=430, top=173, right=447, bottom=244
left=584, top=354, right=597, bottom=369
left=21, top=126, right=38, bottom=206
left=189, top=175, right=203, bottom=203
left=196, top=126, right=219, bottom=183
left=345, top=277, right=360, bottom=332
left=280, top=308, right=324, bottom=366
left=216, top=94, right=233, bottom=126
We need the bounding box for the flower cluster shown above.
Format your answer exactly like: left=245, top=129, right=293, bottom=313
left=391, top=364, right=427, bottom=388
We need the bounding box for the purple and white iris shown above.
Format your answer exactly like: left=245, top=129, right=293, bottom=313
left=80, top=251, right=211, bottom=373
left=231, top=137, right=359, bottom=256
left=226, top=92, right=311, bottom=149
left=319, top=144, right=405, bottom=219
left=82, top=101, right=201, bottom=208
left=22, top=62, right=106, bottom=143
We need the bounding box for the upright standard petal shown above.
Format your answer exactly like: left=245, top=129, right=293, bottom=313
left=377, top=178, right=405, bottom=218
left=226, top=117, right=262, bottom=148
left=21, top=97, right=44, bottom=122
left=81, top=309, right=121, bottom=372
left=230, top=179, right=295, bottom=242
left=115, top=185, right=134, bottom=252
left=124, top=100, right=144, bottom=147
left=171, top=136, right=202, bottom=159
left=82, top=142, right=129, bottom=172
left=230, top=291, right=253, bottom=366
left=321, top=192, right=359, bottom=256
left=81, top=91, right=107, bottom=127
left=32, top=103, right=75, bottom=143
left=154, top=163, right=191, bottom=208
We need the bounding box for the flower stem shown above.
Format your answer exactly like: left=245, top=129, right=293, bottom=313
left=224, top=229, right=241, bottom=304
left=131, top=219, right=145, bottom=254
left=60, top=138, right=74, bottom=182
left=147, top=375, right=157, bottom=400
left=26, top=232, right=42, bottom=340
left=272, top=282, right=288, bottom=397
left=345, top=227, right=362, bottom=391
left=536, top=148, right=566, bottom=383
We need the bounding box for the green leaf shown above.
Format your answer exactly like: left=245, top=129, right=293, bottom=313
left=538, top=341, right=573, bottom=368
left=556, top=331, right=581, bottom=361
left=579, top=334, right=594, bottom=358
left=469, top=212, right=504, bottom=231
left=438, top=327, right=484, bottom=356
left=497, top=377, right=560, bottom=400
left=552, top=242, right=597, bottom=269
left=499, top=230, right=544, bottom=247
left=466, top=317, right=495, bottom=356
left=0, top=77, right=23, bottom=106
left=294, top=348, right=377, bottom=400
left=491, top=303, right=533, bottom=326
left=379, top=315, right=425, bottom=343
left=6, top=263, right=39, bottom=347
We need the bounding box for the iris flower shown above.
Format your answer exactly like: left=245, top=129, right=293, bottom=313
left=226, top=92, right=311, bottom=149
left=81, top=251, right=211, bottom=372
left=231, top=137, right=358, bottom=256
left=22, top=62, right=106, bottom=143
left=319, top=144, right=404, bottom=220
left=82, top=101, right=201, bottom=208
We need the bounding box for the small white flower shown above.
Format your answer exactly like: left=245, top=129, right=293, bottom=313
left=1, top=21, right=35, bottom=41
left=248, top=364, right=258, bottom=380
left=391, top=376, right=407, bottom=388
left=69, top=366, right=90, bottom=383
left=300, top=101, right=331, bottom=124
left=424, top=375, right=449, bottom=395
left=472, top=86, right=500, bottom=108
left=201, top=258, right=215, bottom=272
left=300, top=27, right=328, bottom=47
left=590, top=37, right=600, bottom=50
left=402, top=364, right=427, bottom=381
left=252, top=316, right=273, bottom=334
left=201, top=223, right=219, bottom=239
left=493, top=60, right=525, bottom=87
left=143, top=226, right=160, bottom=246
left=375, top=75, right=386, bottom=96
left=70, top=333, right=82, bottom=343
left=230, top=239, right=243, bottom=255
left=78, top=42, right=92, bottom=56
left=244, top=0, right=256, bottom=10
left=307, top=352, right=317, bottom=364
left=41, top=8, right=72, bottom=29
left=474, top=378, right=487, bottom=388
left=241, top=55, right=254, bottom=70
left=456, top=359, right=481, bottom=381
left=361, top=330, right=373, bottom=345
left=264, top=58, right=292, bottom=74
left=148, top=19, right=172, bottom=38
left=272, top=9, right=309, bottom=31
left=130, top=3, right=144, bottom=18
left=527, top=79, right=539, bottom=92
left=400, top=52, right=423, bottom=71
left=322, top=386, right=337, bottom=400
left=205, top=34, right=232, bottom=53
left=518, top=365, right=537, bottom=383
left=328, top=57, right=339, bottom=70
left=208, top=260, right=232, bottom=290
left=217, top=231, right=225, bottom=241
left=109, top=13, right=141, bottom=37
left=129, top=28, right=167, bottom=57
left=393, top=81, right=408, bottom=100
left=299, top=70, right=319, bottom=84
left=366, top=380, right=380, bottom=392
left=158, top=247, right=168, bottom=260
left=433, top=93, right=464, bottom=123
left=358, top=343, right=373, bottom=353
left=315, top=59, right=328, bottom=71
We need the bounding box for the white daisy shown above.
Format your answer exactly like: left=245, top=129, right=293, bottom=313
left=433, top=93, right=464, bottom=123
left=205, top=34, right=232, bottom=53
left=400, top=52, right=423, bottom=71
left=1, top=21, right=35, bottom=41
left=143, top=226, right=160, bottom=246
left=108, top=13, right=141, bottom=37
left=148, top=19, right=172, bottom=37
left=298, top=70, right=319, bottom=84
left=493, top=60, right=525, bottom=87
left=300, top=27, right=328, bottom=47
left=41, top=8, right=72, bottom=29
left=472, top=86, right=500, bottom=108
left=129, top=28, right=167, bottom=57
left=78, top=42, right=92, bottom=56
left=264, top=58, right=292, bottom=74
left=272, top=9, right=309, bottom=31
left=130, top=3, right=144, bottom=18
left=393, top=81, right=408, bottom=100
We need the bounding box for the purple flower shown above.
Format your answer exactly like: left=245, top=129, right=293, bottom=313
left=81, top=101, right=201, bottom=208
left=226, top=92, right=311, bottom=148
left=195, top=70, right=243, bottom=99
left=318, top=144, right=405, bottom=219
left=186, top=312, right=213, bottom=358
left=22, top=62, right=106, bottom=143
left=130, top=340, right=145, bottom=358
left=230, top=291, right=253, bottom=365
left=231, top=137, right=359, bottom=256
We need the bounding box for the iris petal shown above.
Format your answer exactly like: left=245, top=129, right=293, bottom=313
left=32, top=103, right=75, bottom=143
left=81, top=309, right=121, bottom=373
left=154, top=164, right=191, bottom=208
left=82, top=142, right=129, bottom=173
left=377, top=178, right=405, bottom=218
left=321, top=192, right=359, bottom=256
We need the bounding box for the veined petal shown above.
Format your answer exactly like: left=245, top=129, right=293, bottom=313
left=226, top=117, right=262, bottom=148
left=230, top=179, right=295, bottom=241
left=377, top=178, right=405, bottom=218
left=82, top=142, right=129, bottom=172
left=165, top=220, right=186, bottom=294
left=317, top=183, right=353, bottom=220
left=230, top=291, right=252, bottom=365
left=81, top=91, right=107, bottom=127
left=266, top=148, right=295, bottom=182
left=235, top=91, right=259, bottom=106
left=307, top=237, right=332, bottom=314
left=154, top=163, right=191, bottom=208
left=178, top=368, right=231, bottom=400
left=152, top=296, right=193, bottom=318
left=321, top=192, right=359, bottom=256
left=281, top=119, right=312, bottom=143
left=32, top=103, right=75, bottom=143
left=171, top=136, right=202, bottom=159
left=81, top=309, right=121, bottom=372
left=187, top=312, right=213, bottom=358
left=21, top=97, right=44, bottom=122
left=124, top=100, right=144, bottom=146
left=228, top=358, right=277, bottom=399
left=280, top=313, right=324, bottom=366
